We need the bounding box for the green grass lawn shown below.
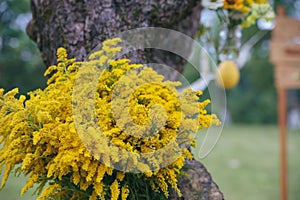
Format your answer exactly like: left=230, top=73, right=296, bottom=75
left=0, top=125, right=299, bottom=200
left=194, top=125, right=300, bottom=200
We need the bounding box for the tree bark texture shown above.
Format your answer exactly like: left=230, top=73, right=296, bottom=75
left=27, top=0, right=224, bottom=199
left=27, top=0, right=204, bottom=80
left=170, top=159, right=224, bottom=200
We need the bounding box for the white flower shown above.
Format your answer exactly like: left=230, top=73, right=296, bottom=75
left=202, top=0, right=224, bottom=10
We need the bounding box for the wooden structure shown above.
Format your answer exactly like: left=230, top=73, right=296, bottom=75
left=270, top=6, right=300, bottom=200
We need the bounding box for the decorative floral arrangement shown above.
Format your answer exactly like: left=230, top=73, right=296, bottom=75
left=0, top=38, right=219, bottom=199
left=195, top=0, right=275, bottom=89
left=202, top=0, right=275, bottom=28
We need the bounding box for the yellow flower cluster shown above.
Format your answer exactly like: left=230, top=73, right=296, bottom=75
left=215, top=0, right=275, bottom=28
left=202, top=0, right=274, bottom=28
left=0, top=38, right=219, bottom=199
left=223, top=0, right=267, bottom=13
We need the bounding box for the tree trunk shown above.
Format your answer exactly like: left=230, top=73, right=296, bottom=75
left=27, top=0, right=203, bottom=80
left=27, top=0, right=224, bottom=199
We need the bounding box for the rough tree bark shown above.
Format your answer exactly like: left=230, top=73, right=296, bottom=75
left=27, top=0, right=224, bottom=199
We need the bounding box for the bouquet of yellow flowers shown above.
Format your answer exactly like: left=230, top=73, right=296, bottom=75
left=0, top=38, right=219, bottom=199
left=202, top=0, right=275, bottom=28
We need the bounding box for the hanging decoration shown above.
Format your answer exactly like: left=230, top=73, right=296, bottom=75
left=198, top=0, right=275, bottom=89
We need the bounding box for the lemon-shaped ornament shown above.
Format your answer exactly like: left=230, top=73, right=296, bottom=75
left=216, top=60, right=240, bottom=89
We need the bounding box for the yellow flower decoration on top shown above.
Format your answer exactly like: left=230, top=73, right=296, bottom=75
left=223, top=0, right=244, bottom=10
left=203, top=0, right=274, bottom=28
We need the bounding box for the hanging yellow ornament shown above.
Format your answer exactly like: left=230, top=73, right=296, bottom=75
left=216, top=60, right=240, bottom=89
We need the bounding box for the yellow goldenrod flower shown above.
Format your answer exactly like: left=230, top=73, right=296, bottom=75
left=0, top=38, right=219, bottom=200
left=121, top=185, right=130, bottom=200
left=110, top=180, right=120, bottom=200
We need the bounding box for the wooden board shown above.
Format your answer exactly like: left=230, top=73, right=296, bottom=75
left=272, top=17, right=300, bottom=41
left=275, top=64, right=300, bottom=88
left=270, top=42, right=300, bottom=63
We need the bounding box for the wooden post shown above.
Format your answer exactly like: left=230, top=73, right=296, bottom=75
left=277, top=88, right=288, bottom=200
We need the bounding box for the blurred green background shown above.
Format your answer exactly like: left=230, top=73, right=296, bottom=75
left=0, top=0, right=299, bottom=199
left=0, top=0, right=46, bottom=95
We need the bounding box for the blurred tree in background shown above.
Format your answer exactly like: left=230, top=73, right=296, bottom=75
left=0, top=0, right=46, bottom=94
left=227, top=26, right=277, bottom=124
